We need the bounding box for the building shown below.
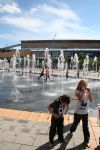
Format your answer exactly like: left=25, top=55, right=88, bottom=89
left=21, top=40, right=100, bottom=59
left=0, top=40, right=100, bottom=59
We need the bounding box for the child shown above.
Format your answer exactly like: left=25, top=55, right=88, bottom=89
left=45, top=67, right=50, bottom=82
left=69, top=80, right=93, bottom=148
left=48, top=95, right=70, bottom=147
left=38, top=68, right=45, bottom=80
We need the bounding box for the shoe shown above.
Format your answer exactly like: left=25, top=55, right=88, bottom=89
left=68, top=132, right=73, bottom=136
left=49, top=142, right=53, bottom=148
left=83, top=142, right=91, bottom=148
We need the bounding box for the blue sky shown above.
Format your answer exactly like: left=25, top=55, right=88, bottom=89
left=0, top=0, right=100, bottom=48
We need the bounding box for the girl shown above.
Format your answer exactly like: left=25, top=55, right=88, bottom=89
left=70, top=80, right=93, bottom=148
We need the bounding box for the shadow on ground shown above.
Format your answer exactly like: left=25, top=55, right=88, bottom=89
left=35, top=123, right=73, bottom=150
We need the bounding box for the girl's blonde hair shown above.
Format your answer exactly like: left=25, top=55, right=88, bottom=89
left=76, top=80, right=87, bottom=91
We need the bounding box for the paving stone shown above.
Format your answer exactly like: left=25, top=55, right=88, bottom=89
left=0, top=141, right=21, bottom=150
left=21, top=127, right=31, bottom=133
left=9, top=124, right=16, bottom=131
left=66, top=139, right=74, bottom=149
left=1, top=131, right=17, bottom=142
left=73, top=130, right=83, bottom=139
left=0, top=119, right=3, bottom=126
left=3, top=118, right=15, bottom=122
left=73, top=138, right=84, bottom=148
left=33, top=134, right=48, bottom=147
left=20, top=145, right=35, bottom=150
left=17, top=119, right=29, bottom=124
left=30, top=124, right=49, bottom=135
left=0, top=122, right=15, bottom=131
left=15, top=133, right=34, bottom=145
left=14, top=121, right=33, bottom=133
left=13, top=125, right=33, bottom=134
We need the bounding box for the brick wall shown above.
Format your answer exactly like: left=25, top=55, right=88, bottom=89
left=0, top=50, right=32, bottom=58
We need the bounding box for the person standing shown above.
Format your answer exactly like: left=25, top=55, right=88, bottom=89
left=48, top=95, right=70, bottom=148
left=66, top=68, right=69, bottom=78
left=69, top=80, right=93, bottom=148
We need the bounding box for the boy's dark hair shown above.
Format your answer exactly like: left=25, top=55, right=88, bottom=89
left=59, top=95, right=70, bottom=104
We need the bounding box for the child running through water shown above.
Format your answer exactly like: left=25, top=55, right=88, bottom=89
left=45, top=67, right=50, bottom=82
left=48, top=95, right=70, bottom=148
left=69, top=80, right=93, bottom=148
left=38, top=68, right=45, bottom=80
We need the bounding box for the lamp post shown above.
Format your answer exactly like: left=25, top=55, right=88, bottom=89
left=52, top=34, right=57, bottom=50
left=52, top=34, right=57, bottom=71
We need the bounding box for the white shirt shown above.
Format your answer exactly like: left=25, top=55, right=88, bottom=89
left=75, top=91, right=89, bottom=114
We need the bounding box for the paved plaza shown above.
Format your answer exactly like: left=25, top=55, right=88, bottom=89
left=0, top=108, right=99, bottom=150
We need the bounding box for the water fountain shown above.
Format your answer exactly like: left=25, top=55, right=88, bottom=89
left=92, top=56, right=97, bottom=72
left=9, top=52, right=23, bottom=101
left=83, top=55, right=89, bottom=77
left=58, top=49, right=65, bottom=70
left=0, top=51, right=100, bottom=115
left=70, top=56, right=74, bottom=70
left=74, top=53, right=79, bottom=70
left=32, top=54, right=36, bottom=73
left=58, top=50, right=65, bottom=93
left=42, top=48, right=56, bottom=96
left=23, top=57, right=27, bottom=76
left=74, top=53, right=79, bottom=76
left=0, top=58, right=8, bottom=76
left=44, top=48, right=52, bottom=70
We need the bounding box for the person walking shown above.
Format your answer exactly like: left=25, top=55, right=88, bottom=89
left=69, top=80, right=93, bottom=148
left=48, top=95, right=70, bottom=148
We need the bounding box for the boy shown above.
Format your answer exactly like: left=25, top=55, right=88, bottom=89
left=48, top=95, right=70, bottom=147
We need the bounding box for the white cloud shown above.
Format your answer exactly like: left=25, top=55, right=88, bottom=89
left=28, top=3, right=86, bottom=36
left=0, top=2, right=21, bottom=13
left=30, top=8, right=38, bottom=14
left=0, top=1, right=96, bottom=44
left=42, top=4, right=80, bottom=21
left=1, top=16, right=43, bottom=32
